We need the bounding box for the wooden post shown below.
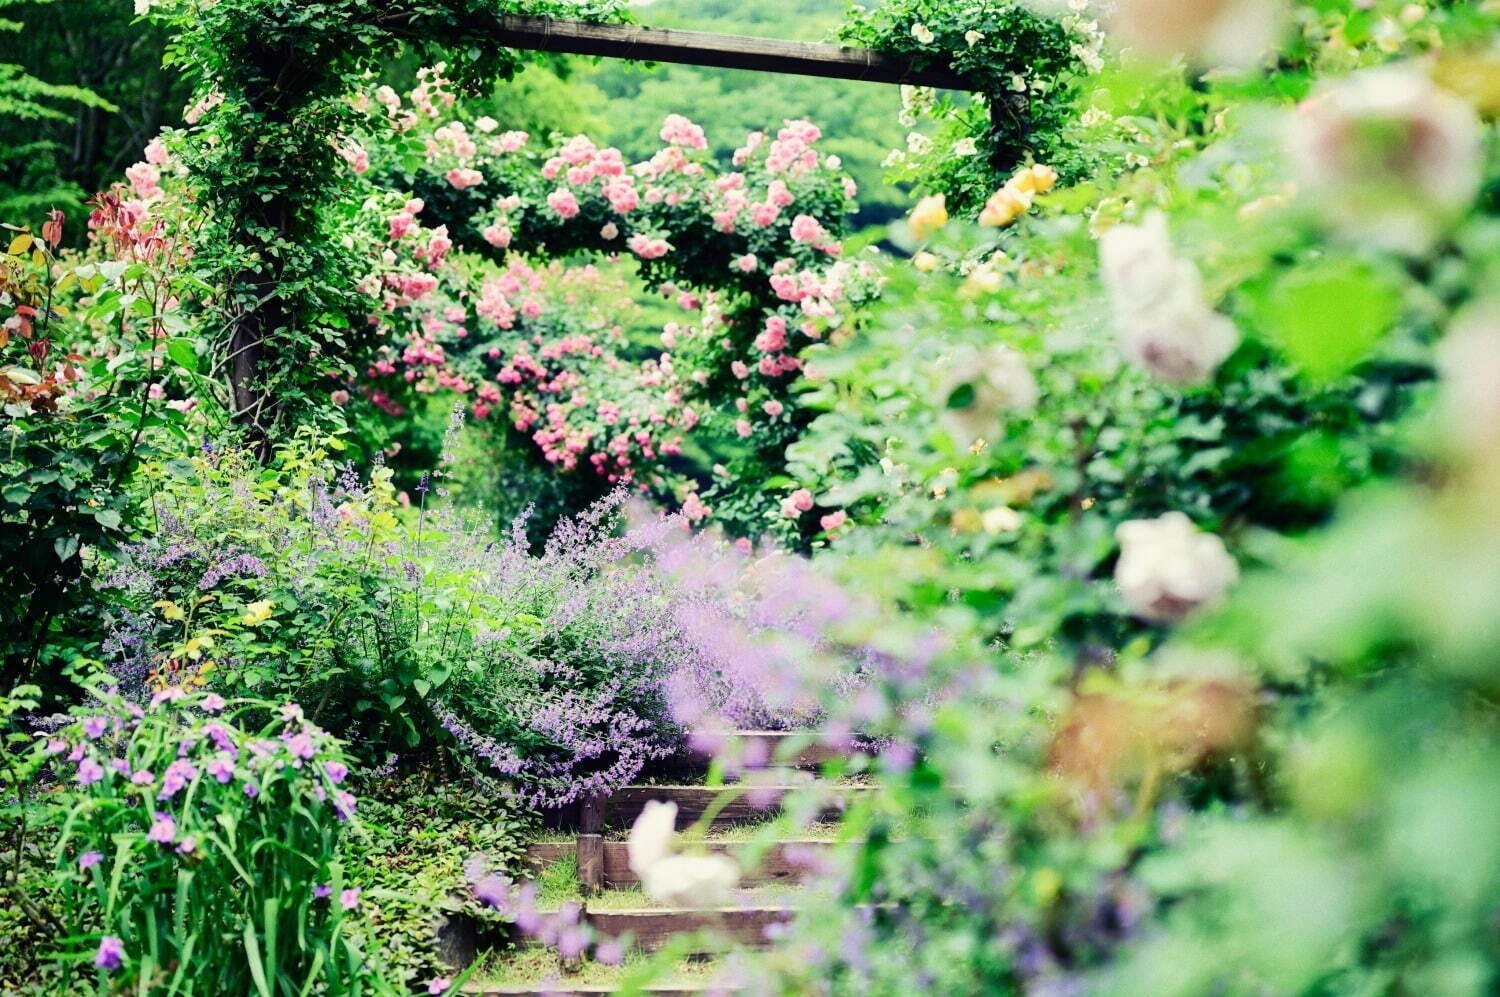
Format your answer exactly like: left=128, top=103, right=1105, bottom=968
left=577, top=793, right=606, bottom=896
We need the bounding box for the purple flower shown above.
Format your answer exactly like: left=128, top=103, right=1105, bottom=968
left=201, top=694, right=227, bottom=713
left=313, top=884, right=332, bottom=900
left=147, top=813, right=176, bottom=844
left=45, top=738, right=67, bottom=755
left=76, top=758, right=105, bottom=786
left=94, top=935, right=124, bottom=971
left=131, top=770, right=154, bottom=786
left=332, top=790, right=357, bottom=821
left=204, top=723, right=236, bottom=754
left=594, top=939, right=625, bottom=966
left=323, top=761, right=348, bottom=784
left=82, top=717, right=109, bottom=740
left=150, top=687, right=186, bottom=707
left=197, top=552, right=269, bottom=590
left=110, top=759, right=130, bottom=775
left=158, top=759, right=198, bottom=799
left=283, top=732, right=316, bottom=760
left=207, top=756, right=235, bottom=783
left=78, top=851, right=104, bottom=870
left=176, top=837, right=196, bottom=855
left=428, top=978, right=452, bottom=995
left=558, top=924, right=589, bottom=960
left=339, top=888, right=360, bottom=911
left=279, top=704, right=304, bottom=723
left=243, top=783, right=259, bottom=799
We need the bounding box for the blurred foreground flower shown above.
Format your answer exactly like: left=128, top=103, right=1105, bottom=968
left=1115, top=512, right=1238, bottom=622
left=1104, top=0, right=1287, bottom=68
left=939, top=344, right=1039, bottom=445
left=978, top=163, right=1057, bottom=228
left=628, top=800, right=740, bottom=907
left=1436, top=300, right=1500, bottom=458
left=1287, top=65, right=1484, bottom=255
left=908, top=194, right=949, bottom=241
left=1050, top=670, right=1258, bottom=798
left=1098, top=211, right=1239, bottom=385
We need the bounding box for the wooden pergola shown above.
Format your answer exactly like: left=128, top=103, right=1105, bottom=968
left=476, top=14, right=981, bottom=91
left=227, top=12, right=996, bottom=438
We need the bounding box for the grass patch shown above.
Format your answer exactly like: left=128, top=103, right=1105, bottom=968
left=467, top=944, right=719, bottom=988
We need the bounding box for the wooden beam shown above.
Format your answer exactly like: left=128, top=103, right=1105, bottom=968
left=481, top=15, right=979, bottom=91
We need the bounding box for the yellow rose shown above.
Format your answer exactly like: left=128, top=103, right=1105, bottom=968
left=1010, top=163, right=1058, bottom=195
left=241, top=600, right=275, bottom=626
left=913, top=251, right=941, bottom=272
left=978, top=186, right=1033, bottom=228
left=908, top=194, right=949, bottom=241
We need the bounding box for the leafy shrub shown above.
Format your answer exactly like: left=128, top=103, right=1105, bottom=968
left=41, top=686, right=381, bottom=994
left=101, top=432, right=478, bottom=751
left=0, top=209, right=203, bottom=691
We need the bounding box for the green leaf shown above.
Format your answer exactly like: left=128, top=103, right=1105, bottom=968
left=53, top=535, right=79, bottom=562
left=93, top=509, right=122, bottom=530
left=165, top=338, right=198, bottom=372
left=1254, top=256, right=1403, bottom=380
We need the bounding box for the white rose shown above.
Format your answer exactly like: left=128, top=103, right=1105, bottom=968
left=1115, top=512, right=1238, bottom=622
left=911, top=23, right=936, bottom=44
left=940, top=345, right=1039, bottom=444
left=627, top=800, right=739, bottom=907
left=640, top=853, right=740, bottom=908
left=1436, top=300, right=1500, bottom=455
left=1098, top=211, right=1239, bottom=385
left=1287, top=66, right=1484, bottom=255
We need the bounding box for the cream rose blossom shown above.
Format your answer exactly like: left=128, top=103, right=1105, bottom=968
left=1098, top=211, right=1239, bottom=386
left=940, top=345, right=1039, bottom=445
left=1287, top=66, right=1484, bottom=255
left=1115, top=512, right=1238, bottom=622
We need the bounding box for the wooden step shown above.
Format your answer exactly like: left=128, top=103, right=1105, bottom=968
left=524, top=839, right=839, bottom=887
left=585, top=906, right=794, bottom=952
left=605, top=784, right=868, bottom=828
left=469, top=987, right=720, bottom=996
left=681, top=730, right=853, bottom=771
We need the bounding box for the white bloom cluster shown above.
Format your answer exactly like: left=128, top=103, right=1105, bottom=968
left=1286, top=66, right=1484, bottom=256
left=1115, top=512, right=1238, bottom=622
left=939, top=344, right=1039, bottom=445
left=627, top=800, right=739, bottom=907
left=1098, top=211, right=1239, bottom=386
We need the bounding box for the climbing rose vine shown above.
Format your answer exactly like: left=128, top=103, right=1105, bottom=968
left=343, top=71, right=882, bottom=535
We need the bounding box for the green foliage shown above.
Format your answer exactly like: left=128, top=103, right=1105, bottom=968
left=102, top=433, right=491, bottom=752
left=839, top=0, right=1101, bottom=214
left=340, top=779, right=532, bottom=986
left=0, top=214, right=206, bottom=691
left=0, top=0, right=188, bottom=226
